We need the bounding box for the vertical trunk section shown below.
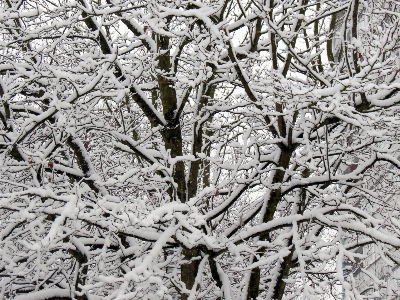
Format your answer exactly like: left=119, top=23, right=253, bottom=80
left=156, top=32, right=199, bottom=299
left=327, top=12, right=337, bottom=67
left=69, top=248, right=88, bottom=300
left=157, top=34, right=186, bottom=204
left=161, top=124, right=186, bottom=203
left=245, top=1, right=306, bottom=296
left=352, top=0, right=360, bottom=74
left=184, top=82, right=215, bottom=298
left=187, top=83, right=215, bottom=200
left=246, top=264, right=261, bottom=300
left=246, top=148, right=293, bottom=300
left=181, top=247, right=201, bottom=300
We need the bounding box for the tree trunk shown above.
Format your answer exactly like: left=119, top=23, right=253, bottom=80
left=181, top=247, right=201, bottom=300
left=246, top=148, right=293, bottom=299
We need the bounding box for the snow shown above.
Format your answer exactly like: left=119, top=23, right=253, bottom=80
left=14, top=289, right=71, bottom=300
left=1, top=0, right=400, bottom=299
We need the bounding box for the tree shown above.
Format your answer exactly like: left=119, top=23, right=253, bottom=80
left=1, top=0, right=400, bottom=299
